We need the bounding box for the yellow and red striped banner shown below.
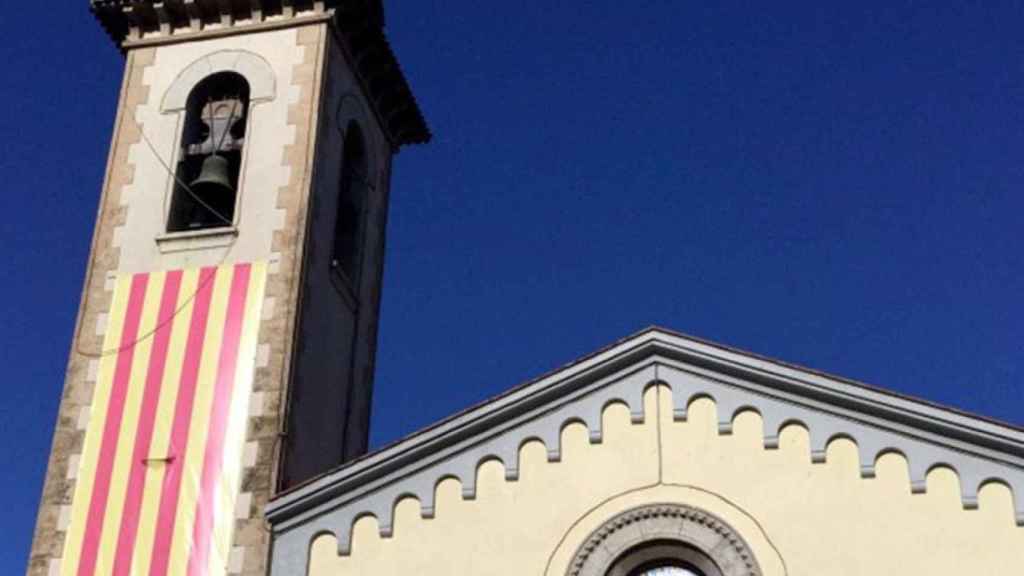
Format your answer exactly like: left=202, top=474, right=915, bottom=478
left=61, top=262, right=266, bottom=576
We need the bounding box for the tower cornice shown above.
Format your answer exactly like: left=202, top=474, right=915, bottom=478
left=90, top=0, right=430, bottom=146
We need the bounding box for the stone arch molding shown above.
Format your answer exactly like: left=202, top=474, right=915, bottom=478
left=269, top=358, right=1024, bottom=574
left=568, top=504, right=762, bottom=576
left=161, top=50, right=276, bottom=112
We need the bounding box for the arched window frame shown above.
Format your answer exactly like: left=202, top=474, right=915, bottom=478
left=567, top=505, right=762, bottom=576
left=607, top=542, right=717, bottom=576
left=165, top=71, right=250, bottom=231
left=160, top=50, right=276, bottom=234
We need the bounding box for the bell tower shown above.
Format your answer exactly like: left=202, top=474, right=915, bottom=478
left=27, top=1, right=428, bottom=575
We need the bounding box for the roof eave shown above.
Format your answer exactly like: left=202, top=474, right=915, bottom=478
left=87, top=1, right=431, bottom=147
left=330, top=14, right=431, bottom=148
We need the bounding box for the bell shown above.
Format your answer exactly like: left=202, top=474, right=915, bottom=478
left=189, top=154, right=234, bottom=198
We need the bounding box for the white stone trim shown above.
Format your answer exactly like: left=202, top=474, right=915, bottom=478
left=267, top=252, right=282, bottom=275
left=66, top=454, right=81, bottom=480
left=235, top=492, right=253, bottom=519
left=249, top=391, right=266, bottom=416
left=56, top=505, right=73, bottom=532
left=94, top=313, right=109, bottom=336
left=256, top=344, right=271, bottom=368
left=243, top=441, right=259, bottom=467
left=261, top=297, right=276, bottom=321
left=76, top=407, right=91, bottom=431
left=228, top=546, right=246, bottom=574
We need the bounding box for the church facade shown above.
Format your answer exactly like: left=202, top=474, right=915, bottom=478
left=28, top=2, right=1023, bottom=576
left=268, top=328, right=1024, bottom=575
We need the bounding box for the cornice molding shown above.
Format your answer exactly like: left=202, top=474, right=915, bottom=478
left=89, top=0, right=430, bottom=147
left=268, top=328, right=1024, bottom=522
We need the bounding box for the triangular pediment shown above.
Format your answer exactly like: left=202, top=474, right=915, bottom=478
left=267, top=327, right=1024, bottom=571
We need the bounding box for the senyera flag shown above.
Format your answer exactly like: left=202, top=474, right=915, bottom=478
left=61, top=262, right=266, bottom=576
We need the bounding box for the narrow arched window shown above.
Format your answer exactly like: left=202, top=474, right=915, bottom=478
left=167, top=72, right=249, bottom=232
left=332, top=122, right=369, bottom=285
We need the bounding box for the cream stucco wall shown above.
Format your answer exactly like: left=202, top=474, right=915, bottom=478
left=307, top=385, right=1022, bottom=576
left=116, top=27, right=306, bottom=273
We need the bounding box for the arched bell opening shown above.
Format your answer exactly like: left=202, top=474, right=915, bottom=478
left=167, top=71, right=250, bottom=232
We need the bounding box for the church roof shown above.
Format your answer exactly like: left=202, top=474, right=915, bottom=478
left=266, top=327, right=1024, bottom=563
left=89, top=0, right=430, bottom=147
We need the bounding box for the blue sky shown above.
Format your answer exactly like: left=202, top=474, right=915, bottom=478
left=2, top=1, right=1023, bottom=570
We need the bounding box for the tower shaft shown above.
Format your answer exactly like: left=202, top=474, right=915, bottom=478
left=28, top=3, right=427, bottom=575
